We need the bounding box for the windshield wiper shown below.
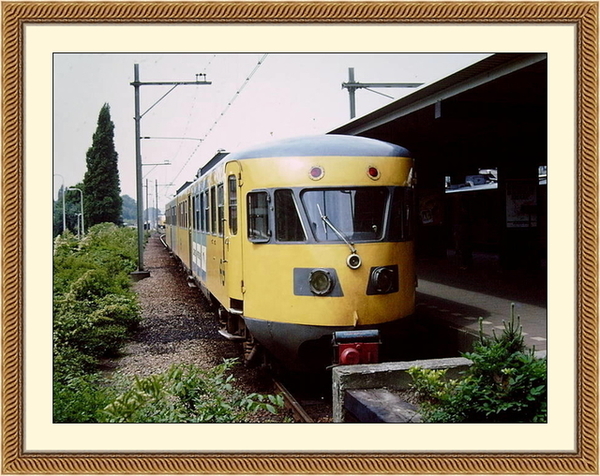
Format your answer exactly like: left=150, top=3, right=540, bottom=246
left=316, top=204, right=357, bottom=254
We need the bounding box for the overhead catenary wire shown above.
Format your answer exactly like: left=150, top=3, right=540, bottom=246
left=167, top=55, right=216, bottom=176
left=169, top=54, right=269, bottom=188
left=154, top=55, right=217, bottom=204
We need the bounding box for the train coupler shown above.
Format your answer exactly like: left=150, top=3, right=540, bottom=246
left=332, top=330, right=381, bottom=366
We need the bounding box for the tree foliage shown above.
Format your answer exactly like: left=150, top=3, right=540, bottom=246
left=82, top=103, right=123, bottom=227
left=121, top=194, right=137, bottom=222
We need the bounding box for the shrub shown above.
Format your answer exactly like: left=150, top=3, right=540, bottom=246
left=53, top=223, right=141, bottom=421
left=54, top=290, right=140, bottom=360
left=53, top=346, right=98, bottom=383
left=53, top=224, right=137, bottom=297
left=101, top=360, right=285, bottom=423
left=408, top=304, right=547, bottom=423
left=54, top=373, right=116, bottom=423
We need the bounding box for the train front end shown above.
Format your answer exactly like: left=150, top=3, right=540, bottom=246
left=237, top=135, right=416, bottom=370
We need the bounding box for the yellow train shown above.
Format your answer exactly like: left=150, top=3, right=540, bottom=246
left=164, top=135, right=416, bottom=370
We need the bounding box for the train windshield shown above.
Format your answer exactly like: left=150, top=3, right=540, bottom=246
left=301, top=187, right=413, bottom=243
left=301, top=188, right=389, bottom=242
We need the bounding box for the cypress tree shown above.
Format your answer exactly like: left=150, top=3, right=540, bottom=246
left=82, top=104, right=123, bottom=227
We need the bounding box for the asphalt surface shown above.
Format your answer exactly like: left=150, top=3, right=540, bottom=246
left=415, top=251, right=547, bottom=354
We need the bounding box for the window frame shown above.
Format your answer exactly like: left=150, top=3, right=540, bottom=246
left=210, top=186, right=217, bottom=235
left=300, top=186, right=390, bottom=243
left=274, top=189, right=307, bottom=243
left=228, top=175, right=238, bottom=235
left=203, top=190, right=210, bottom=233
left=217, top=183, right=225, bottom=237
left=247, top=190, right=271, bottom=243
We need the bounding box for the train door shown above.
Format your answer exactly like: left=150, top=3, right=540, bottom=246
left=224, top=161, right=244, bottom=305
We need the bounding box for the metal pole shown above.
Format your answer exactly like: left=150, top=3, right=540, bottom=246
left=62, top=185, right=66, bottom=233
left=130, top=64, right=210, bottom=278
left=342, top=67, right=423, bottom=119
left=348, top=68, right=356, bottom=119
left=145, top=179, right=149, bottom=230
left=155, top=179, right=158, bottom=229
left=133, top=64, right=146, bottom=273
left=67, top=187, right=84, bottom=237
left=81, top=194, right=84, bottom=235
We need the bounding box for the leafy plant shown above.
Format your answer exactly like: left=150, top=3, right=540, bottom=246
left=102, top=360, right=285, bottom=423
left=54, top=373, right=116, bottom=423
left=53, top=223, right=141, bottom=419
left=408, top=304, right=547, bottom=423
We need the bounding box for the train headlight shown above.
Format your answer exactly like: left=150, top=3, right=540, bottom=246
left=346, top=253, right=362, bottom=270
left=372, top=267, right=394, bottom=293
left=309, top=269, right=335, bottom=296
left=366, top=265, right=399, bottom=295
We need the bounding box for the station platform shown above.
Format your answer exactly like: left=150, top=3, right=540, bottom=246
left=415, top=251, right=547, bottom=354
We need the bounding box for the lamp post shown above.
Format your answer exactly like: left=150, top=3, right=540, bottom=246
left=75, top=213, right=82, bottom=239
left=67, top=187, right=84, bottom=238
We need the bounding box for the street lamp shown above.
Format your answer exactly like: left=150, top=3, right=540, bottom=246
left=67, top=187, right=84, bottom=238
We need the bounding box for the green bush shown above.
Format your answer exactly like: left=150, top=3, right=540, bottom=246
left=54, top=286, right=140, bottom=360
left=53, top=346, right=98, bottom=383
left=54, top=373, right=116, bottom=423
left=53, top=224, right=137, bottom=297
left=53, top=226, right=285, bottom=424
left=53, top=223, right=141, bottom=420
left=408, top=304, right=547, bottom=423
left=101, top=360, right=285, bottom=423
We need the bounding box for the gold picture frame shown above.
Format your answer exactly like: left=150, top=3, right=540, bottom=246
left=2, top=1, right=598, bottom=474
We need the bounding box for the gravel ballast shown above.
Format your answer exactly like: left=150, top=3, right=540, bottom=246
left=112, top=234, right=290, bottom=422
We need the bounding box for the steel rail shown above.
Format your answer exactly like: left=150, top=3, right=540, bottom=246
left=273, top=380, right=314, bottom=423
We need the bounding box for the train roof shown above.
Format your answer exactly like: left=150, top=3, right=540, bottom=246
left=230, top=134, right=411, bottom=160
left=201, top=135, right=410, bottom=176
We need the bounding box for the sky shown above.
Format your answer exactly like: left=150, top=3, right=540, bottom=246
left=53, top=53, right=489, bottom=209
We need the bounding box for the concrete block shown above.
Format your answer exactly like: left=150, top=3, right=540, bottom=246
left=345, top=389, right=422, bottom=423
left=332, top=356, right=472, bottom=422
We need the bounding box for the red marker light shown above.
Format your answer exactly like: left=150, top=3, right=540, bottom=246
left=309, top=166, right=324, bottom=180
left=367, top=166, right=380, bottom=180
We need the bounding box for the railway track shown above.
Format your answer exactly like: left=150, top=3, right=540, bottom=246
left=158, top=233, right=332, bottom=423
left=274, top=380, right=315, bottom=423
left=273, top=370, right=334, bottom=423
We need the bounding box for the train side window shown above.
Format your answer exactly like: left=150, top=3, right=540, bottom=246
left=247, top=191, right=270, bottom=243
left=275, top=189, right=306, bottom=242
left=228, top=175, right=238, bottom=235
left=184, top=199, right=189, bottom=229
left=210, top=186, right=217, bottom=234
left=388, top=187, right=414, bottom=241
left=194, top=194, right=200, bottom=231
left=191, top=196, right=196, bottom=230
left=217, top=184, right=224, bottom=237
left=198, top=192, right=204, bottom=232
left=203, top=190, right=210, bottom=233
